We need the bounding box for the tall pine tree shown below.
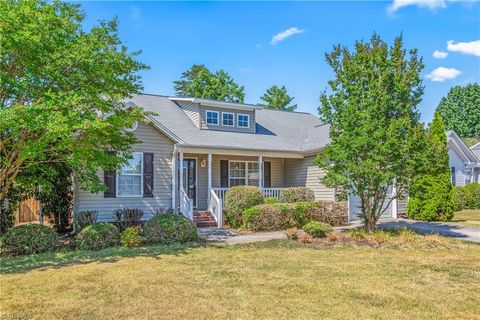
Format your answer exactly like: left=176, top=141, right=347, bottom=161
left=407, top=112, right=454, bottom=221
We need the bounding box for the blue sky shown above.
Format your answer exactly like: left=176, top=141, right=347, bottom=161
left=79, top=1, right=480, bottom=123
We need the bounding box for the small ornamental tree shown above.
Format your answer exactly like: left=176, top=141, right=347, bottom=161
left=173, top=64, right=245, bottom=103
left=258, top=85, right=297, bottom=111
left=316, top=33, right=426, bottom=232
left=407, top=112, right=454, bottom=221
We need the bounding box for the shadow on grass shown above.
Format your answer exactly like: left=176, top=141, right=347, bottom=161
left=0, top=242, right=202, bottom=275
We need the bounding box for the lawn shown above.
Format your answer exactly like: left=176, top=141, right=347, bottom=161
left=1, top=240, right=480, bottom=320
left=450, top=210, right=480, bottom=227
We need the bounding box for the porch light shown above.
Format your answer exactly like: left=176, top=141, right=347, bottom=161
left=201, top=159, right=206, bottom=167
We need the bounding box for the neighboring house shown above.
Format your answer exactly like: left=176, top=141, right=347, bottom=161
left=73, top=93, right=407, bottom=226
left=446, top=130, right=480, bottom=186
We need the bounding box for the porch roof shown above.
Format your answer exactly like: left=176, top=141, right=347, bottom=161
left=128, top=93, right=331, bottom=154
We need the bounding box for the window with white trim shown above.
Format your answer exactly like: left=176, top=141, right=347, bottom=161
left=117, top=152, right=143, bottom=197
left=237, top=114, right=249, bottom=128
left=229, top=161, right=259, bottom=186
left=222, top=112, right=234, bottom=127
left=206, top=110, right=219, bottom=125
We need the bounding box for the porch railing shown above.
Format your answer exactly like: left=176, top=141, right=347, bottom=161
left=180, top=188, right=193, bottom=220
left=212, top=187, right=286, bottom=209
left=208, top=189, right=223, bottom=228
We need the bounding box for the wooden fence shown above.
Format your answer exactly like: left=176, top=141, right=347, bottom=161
left=15, top=197, right=41, bottom=225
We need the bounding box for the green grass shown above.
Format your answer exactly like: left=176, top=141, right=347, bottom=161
left=450, top=210, right=480, bottom=227
left=1, top=240, right=479, bottom=319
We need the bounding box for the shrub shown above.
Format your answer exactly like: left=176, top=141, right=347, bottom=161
left=76, top=223, right=119, bottom=250
left=74, top=210, right=98, bottom=231
left=298, top=233, right=312, bottom=244
left=143, top=213, right=198, bottom=244
left=264, top=197, right=279, bottom=204
left=465, top=183, right=480, bottom=209
left=305, top=201, right=348, bottom=227
left=113, top=208, right=144, bottom=231
left=1, top=224, right=58, bottom=255
left=243, top=203, right=296, bottom=231
left=285, top=227, right=298, bottom=240
left=452, top=186, right=470, bottom=211
left=407, top=173, right=454, bottom=221
left=120, top=226, right=142, bottom=248
left=303, top=221, right=332, bottom=238
left=153, top=207, right=174, bottom=216
left=224, top=186, right=263, bottom=228
left=279, top=187, right=315, bottom=203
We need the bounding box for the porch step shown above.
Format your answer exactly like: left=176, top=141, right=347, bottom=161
left=193, top=211, right=217, bottom=228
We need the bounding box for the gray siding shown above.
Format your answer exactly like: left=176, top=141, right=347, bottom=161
left=397, top=197, right=407, bottom=215
left=449, top=148, right=468, bottom=186
left=75, top=122, right=175, bottom=221
left=199, top=105, right=255, bottom=134
left=284, top=156, right=335, bottom=201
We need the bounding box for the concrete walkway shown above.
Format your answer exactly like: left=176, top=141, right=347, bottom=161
left=199, top=218, right=480, bottom=244
left=198, top=228, right=286, bottom=244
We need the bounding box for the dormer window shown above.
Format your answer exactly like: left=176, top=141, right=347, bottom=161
left=237, top=114, right=250, bottom=128
left=206, top=110, right=219, bottom=125
left=222, top=112, right=234, bottom=127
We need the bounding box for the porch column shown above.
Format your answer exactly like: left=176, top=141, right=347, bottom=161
left=258, top=155, right=263, bottom=189
left=171, top=151, right=177, bottom=212
left=179, top=152, right=184, bottom=192
left=391, top=179, right=397, bottom=219
left=207, top=153, right=212, bottom=200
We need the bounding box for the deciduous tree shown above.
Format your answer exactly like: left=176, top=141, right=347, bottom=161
left=436, top=84, right=480, bottom=139
left=173, top=64, right=245, bottom=103
left=316, top=33, right=426, bottom=231
left=0, top=0, right=148, bottom=200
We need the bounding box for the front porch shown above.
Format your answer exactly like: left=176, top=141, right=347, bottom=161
left=171, top=147, right=335, bottom=228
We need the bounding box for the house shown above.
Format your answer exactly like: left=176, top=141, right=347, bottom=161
left=446, top=130, right=480, bottom=186
left=74, top=94, right=338, bottom=227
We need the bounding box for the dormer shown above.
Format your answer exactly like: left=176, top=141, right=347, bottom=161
left=169, top=97, right=260, bottom=134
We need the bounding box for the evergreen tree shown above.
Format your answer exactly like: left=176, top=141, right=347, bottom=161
left=407, top=112, right=454, bottom=221
left=258, top=85, right=297, bottom=111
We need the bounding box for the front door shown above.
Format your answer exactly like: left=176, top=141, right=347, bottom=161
left=183, top=159, right=197, bottom=208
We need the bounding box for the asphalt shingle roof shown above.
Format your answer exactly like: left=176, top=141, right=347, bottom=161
left=128, top=94, right=330, bottom=153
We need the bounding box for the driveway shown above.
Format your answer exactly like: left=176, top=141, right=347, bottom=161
left=375, top=218, right=480, bottom=243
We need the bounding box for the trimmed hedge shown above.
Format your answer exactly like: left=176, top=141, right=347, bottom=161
left=242, top=201, right=347, bottom=231
left=452, top=183, right=480, bottom=211
left=243, top=203, right=297, bottom=231
left=143, top=213, right=198, bottom=244
left=76, top=223, right=119, bottom=250
left=224, top=186, right=264, bottom=228
left=1, top=224, right=58, bottom=255
left=303, top=221, right=332, bottom=238
left=279, top=187, right=315, bottom=203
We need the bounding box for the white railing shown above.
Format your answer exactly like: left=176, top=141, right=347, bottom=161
left=180, top=188, right=193, bottom=221
left=208, top=189, right=223, bottom=228
left=212, top=187, right=286, bottom=209
left=262, top=188, right=285, bottom=199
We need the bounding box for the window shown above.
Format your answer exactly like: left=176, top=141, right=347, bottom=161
left=451, top=167, right=456, bottom=186
left=117, top=152, right=143, bottom=197
left=222, top=112, right=234, bottom=127
left=237, top=114, right=250, bottom=128
left=229, top=161, right=259, bottom=186
left=206, top=110, right=219, bottom=125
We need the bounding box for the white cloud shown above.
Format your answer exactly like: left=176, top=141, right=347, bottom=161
left=130, top=5, right=141, bottom=20
left=426, top=67, right=461, bottom=82
left=433, top=50, right=448, bottom=59
left=270, top=27, right=305, bottom=45
left=447, top=40, right=480, bottom=56
left=387, top=0, right=446, bottom=13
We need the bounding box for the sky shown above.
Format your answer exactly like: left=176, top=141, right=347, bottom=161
left=78, top=0, right=480, bottom=123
